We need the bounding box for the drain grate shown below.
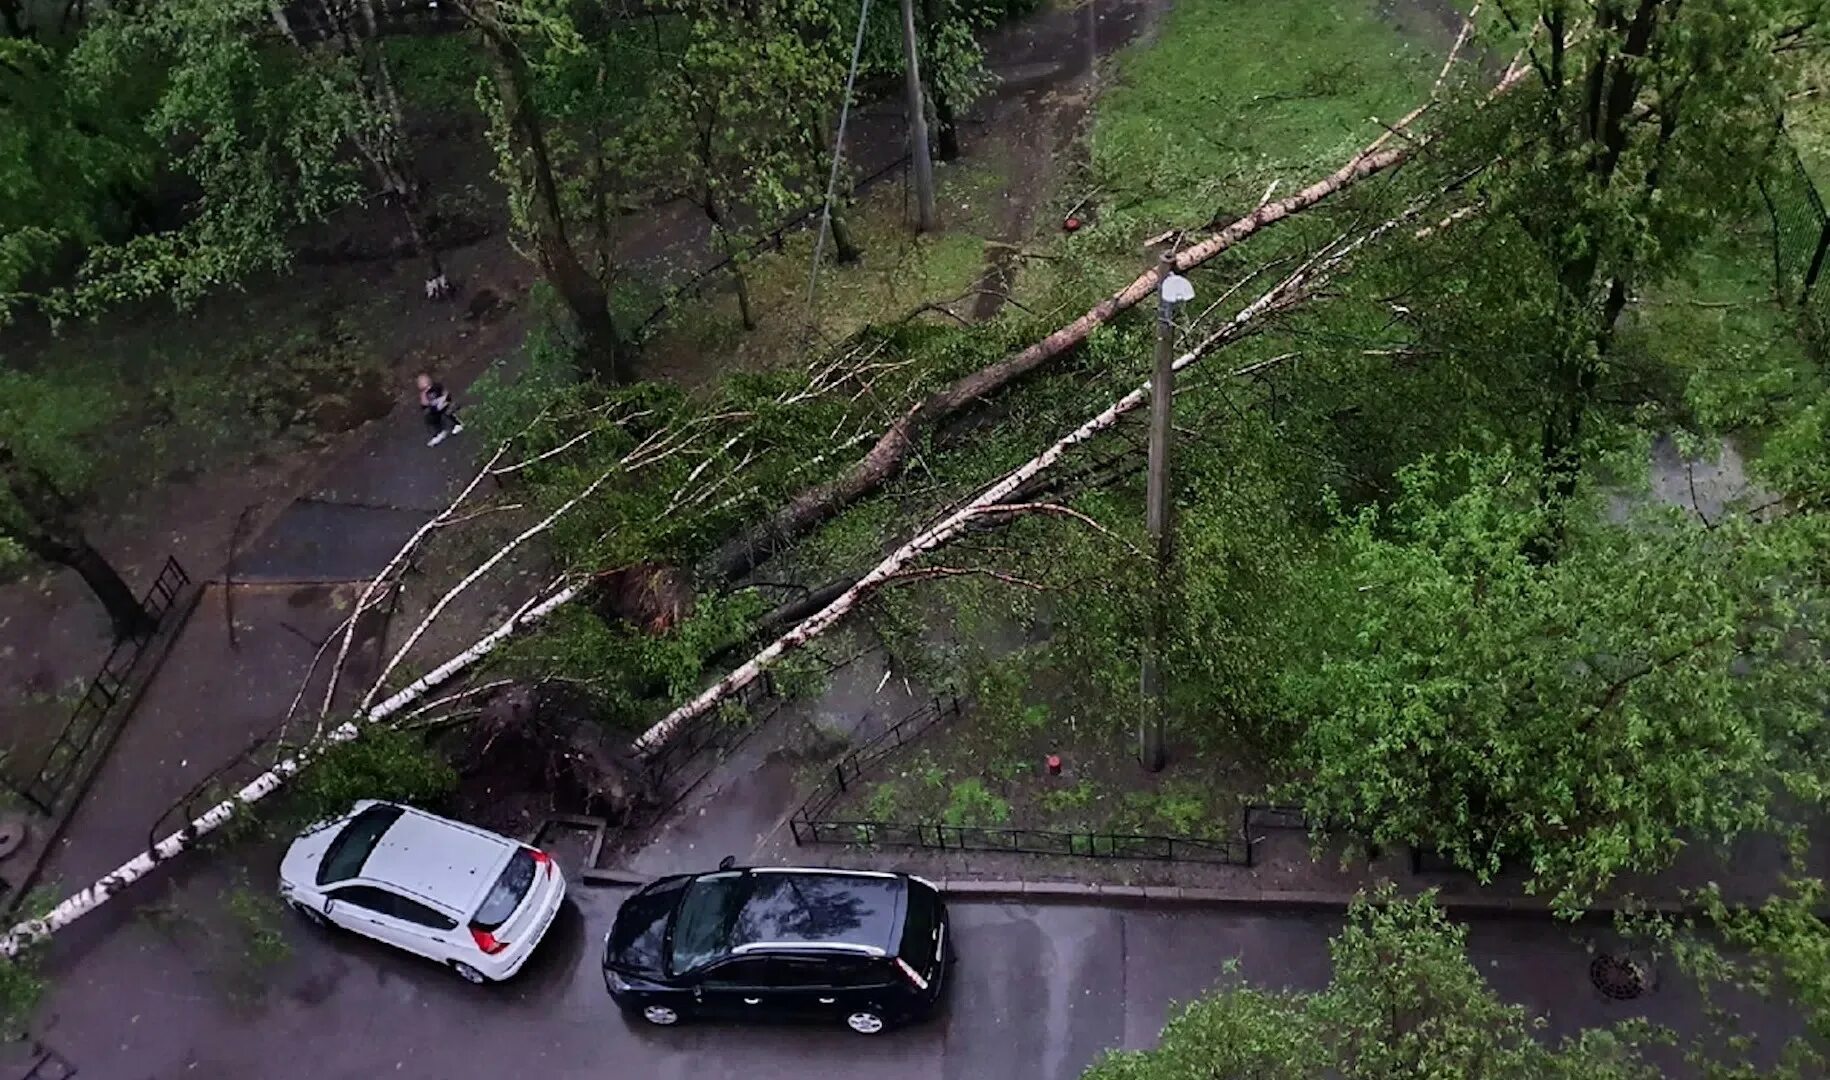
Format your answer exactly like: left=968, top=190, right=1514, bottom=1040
left=1590, top=954, right=1648, bottom=1000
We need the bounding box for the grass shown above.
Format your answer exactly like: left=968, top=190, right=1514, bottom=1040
left=1088, top=0, right=1435, bottom=234
left=636, top=159, right=1008, bottom=381
left=784, top=0, right=1439, bottom=846
left=1624, top=220, right=1820, bottom=437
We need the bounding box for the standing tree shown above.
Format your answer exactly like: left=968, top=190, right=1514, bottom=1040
left=0, top=367, right=159, bottom=638
left=0, top=444, right=152, bottom=639
left=467, top=0, right=633, bottom=379
left=1278, top=449, right=1830, bottom=910
left=1430, top=1, right=1817, bottom=536
left=56, top=0, right=367, bottom=315
left=274, top=0, right=452, bottom=297
left=622, top=0, right=846, bottom=330
left=0, top=31, right=154, bottom=325
left=1084, top=890, right=1658, bottom=1079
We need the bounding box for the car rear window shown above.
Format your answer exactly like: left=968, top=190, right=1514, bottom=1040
left=898, top=886, right=939, bottom=966
left=470, top=849, right=536, bottom=931
left=316, top=804, right=403, bottom=886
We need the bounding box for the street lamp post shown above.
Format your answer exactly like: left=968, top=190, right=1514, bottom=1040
left=1140, top=263, right=1193, bottom=773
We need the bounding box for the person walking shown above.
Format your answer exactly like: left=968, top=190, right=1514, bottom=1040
left=417, top=371, right=464, bottom=446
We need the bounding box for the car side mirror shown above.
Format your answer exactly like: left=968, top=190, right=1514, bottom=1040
left=322, top=898, right=337, bottom=916
left=717, top=855, right=736, bottom=871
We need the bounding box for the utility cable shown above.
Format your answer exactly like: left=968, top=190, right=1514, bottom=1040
left=804, top=0, right=874, bottom=330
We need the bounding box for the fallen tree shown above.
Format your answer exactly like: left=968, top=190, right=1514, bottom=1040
left=634, top=207, right=1416, bottom=753
left=704, top=15, right=1519, bottom=585
left=0, top=580, right=581, bottom=960
left=703, top=147, right=1406, bottom=583
left=0, top=33, right=1514, bottom=957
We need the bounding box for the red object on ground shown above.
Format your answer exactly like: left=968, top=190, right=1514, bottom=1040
left=1063, top=217, right=1082, bottom=232
left=1046, top=754, right=1062, bottom=776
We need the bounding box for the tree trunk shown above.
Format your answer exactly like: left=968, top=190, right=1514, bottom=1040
left=1, top=0, right=28, bottom=37
left=0, top=448, right=153, bottom=640
left=1533, top=0, right=1664, bottom=537
left=809, top=112, right=864, bottom=263
left=0, top=580, right=581, bottom=961
left=591, top=63, right=614, bottom=286
left=705, top=197, right=756, bottom=330
left=920, top=0, right=961, bottom=160
left=829, top=207, right=863, bottom=264
left=705, top=141, right=1412, bottom=582
left=474, top=10, right=631, bottom=381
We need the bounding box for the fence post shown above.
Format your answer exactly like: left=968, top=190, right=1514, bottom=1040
left=1763, top=179, right=1787, bottom=304
left=833, top=762, right=847, bottom=793
left=1805, top=219, right=1830, bottom=304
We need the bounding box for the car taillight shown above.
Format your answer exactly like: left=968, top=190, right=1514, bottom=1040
left=894, top=957, right=929, bottom=991
left=529, top=848, right=554, bottom=878
left=471, top=927, right=509, bottom=955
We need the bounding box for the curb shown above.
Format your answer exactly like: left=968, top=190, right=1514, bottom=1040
left=575, top=870, right=1608, bottom=915
left=933, top=878, right=1697, bottom=919
left=578, top=869, right=1768, bottom=921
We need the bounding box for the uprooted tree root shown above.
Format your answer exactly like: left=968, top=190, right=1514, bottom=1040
left=452, top=681, right=656, bottom=836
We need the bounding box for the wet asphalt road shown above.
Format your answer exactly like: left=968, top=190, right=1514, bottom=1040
left=32, top=882, right=1766, bottom=1080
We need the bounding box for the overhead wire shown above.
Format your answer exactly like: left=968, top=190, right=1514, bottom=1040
left=803, top=0, right=875, bottom=334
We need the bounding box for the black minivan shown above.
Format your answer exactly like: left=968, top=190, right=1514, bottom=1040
left=603, top=864, right=949, bottom=1034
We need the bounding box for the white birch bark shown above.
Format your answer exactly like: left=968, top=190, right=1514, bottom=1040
left=630, top=256, right=1328, bottom=756
left=0, top=585, right=578, bottom=959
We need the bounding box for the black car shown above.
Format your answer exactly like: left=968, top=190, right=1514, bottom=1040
left=602, top=863, right=949, bottom=1034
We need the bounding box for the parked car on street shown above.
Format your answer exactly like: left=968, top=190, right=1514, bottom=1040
left=602, top=862, right=949, bottom=1034
left=279, top=800, right=566, bottom=984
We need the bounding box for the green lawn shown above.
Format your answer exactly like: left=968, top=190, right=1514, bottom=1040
left=1089, top=0, right=1436, bottom=232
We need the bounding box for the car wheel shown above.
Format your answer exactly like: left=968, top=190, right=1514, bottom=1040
left=641, top=1005, right=681, bottom=1026
left=846, top=1011, right=887, bottom=1035
left=291, top=901, right=329, bottom=929
left=451, top=962, right=489, bottom=985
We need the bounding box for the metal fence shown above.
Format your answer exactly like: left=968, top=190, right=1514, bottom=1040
left=790, top=818, right=1254, bottom=863
left=1760, top=125, right=1830, bottom=312
left=785, top=695, right=1325, bottom=868
left=634, top=672, right=787, bottom=799
left=9, top=556, right=190, bottom=815
left=800, top=695, right=963, bottom=817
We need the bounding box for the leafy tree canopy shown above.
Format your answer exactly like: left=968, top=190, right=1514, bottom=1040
left=1278, top=447, right=1830, bottom=910
left=1084, top=889, right=1660, bottom=1080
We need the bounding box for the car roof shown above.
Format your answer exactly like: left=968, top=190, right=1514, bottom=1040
left=360, top=805, right=515, bottom=912
left=697, top=868, right=906, bottom=957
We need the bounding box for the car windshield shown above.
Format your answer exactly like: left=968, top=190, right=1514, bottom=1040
left=667, top=873, right=747, bottom=974
left=471, top=849, right=536, bottom=931
left=316, top=804, right=403, bottom=886
left=666, top=871, right=900, bottom=975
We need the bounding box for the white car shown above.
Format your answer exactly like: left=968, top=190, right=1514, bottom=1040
left=279, top=800, right=566, bottom=984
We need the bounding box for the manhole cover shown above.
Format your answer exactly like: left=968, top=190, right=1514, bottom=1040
left=0, top=818, right=26, bottom=861
left=1590, top=954, right=1648, bottom=1000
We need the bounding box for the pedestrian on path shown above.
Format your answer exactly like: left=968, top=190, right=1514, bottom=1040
left=417, top=371, right=464, bottom=447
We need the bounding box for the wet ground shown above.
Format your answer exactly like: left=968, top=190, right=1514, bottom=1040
left=11, top=3, right=1813, bottom=1077
left=18, top=875, right=1798, bottom=1080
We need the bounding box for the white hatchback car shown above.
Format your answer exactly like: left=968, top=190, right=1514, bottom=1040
left=279, top=800, right=566, bottom=984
